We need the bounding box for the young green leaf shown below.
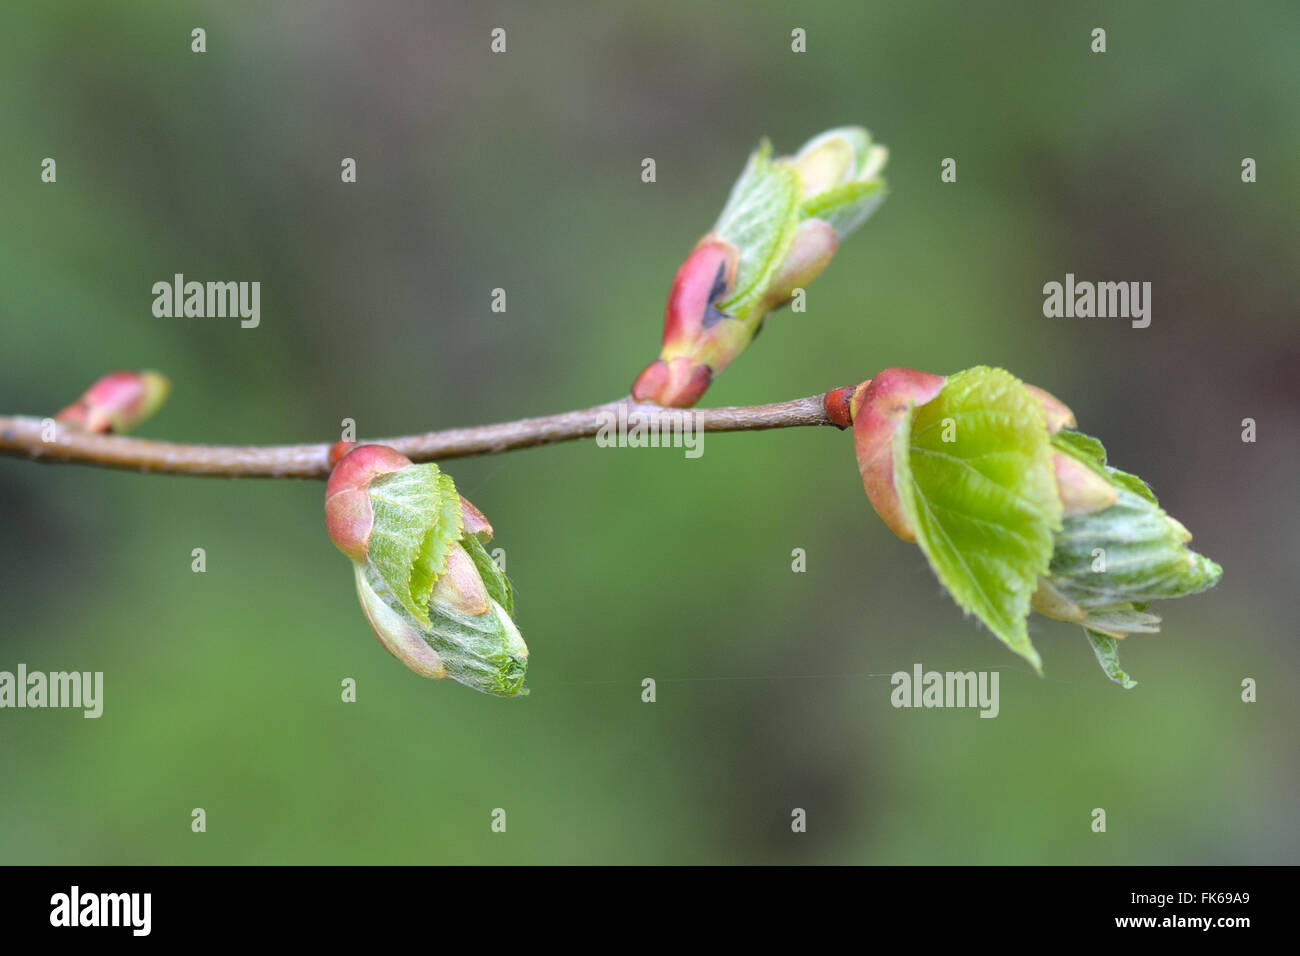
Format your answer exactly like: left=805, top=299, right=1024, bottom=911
left=1048, top=430, right=1221, bottom=613
left=712, top=141, right=802, bottom=323
left=426, top=597, right=528, bottom=698
left=1044, top=484, right=1222, bottom=614
left=892, top=366, right=1063, bottom=671
left=461, top=531, right=513, bottom=617
left=799, top=177, right=884, bottom=237
left=1035, top=429, right=1223, bottom=686
left=365, top=463, right=463, bottom=626
left=1042, top=428, right=1222, bottom=688
left=358, top=562, right=528, bottom=698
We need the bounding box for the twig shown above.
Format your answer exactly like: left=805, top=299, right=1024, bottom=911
left=0, top=394, right=839, bottom=479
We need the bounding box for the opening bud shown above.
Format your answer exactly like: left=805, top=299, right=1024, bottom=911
left=325, top=449, right=529, bottom=696
left=845, top=365, right=1222, bottom=686
left=632, top=126, right=887, bottom=407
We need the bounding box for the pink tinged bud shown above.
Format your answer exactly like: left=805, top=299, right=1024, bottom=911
left=354, top=565, right=446, bottom=680
left=630, top=357, right=712, bottom=408
left=851, top=368, right=947, bottom=541
left=1052, top=453, right=1118, bottom=517
left=631, top=238, right=737, bottom=407
left=324, top=444, right=413, bottom=561
left=430, top=543, right=491, bottom=616
left=764, top=219, right=838, bottom=308
left=56, top=370, right=170, bottom=434
left=1023, top=384, right=1076, bottom=433
left=459, top=496, right=493, bottom=539
left=661, top=238, right=739, bottom=347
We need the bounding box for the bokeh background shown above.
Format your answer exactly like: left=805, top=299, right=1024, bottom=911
left=1, top=1, right=1296, bottom=864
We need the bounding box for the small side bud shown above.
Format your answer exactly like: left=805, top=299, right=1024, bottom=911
left=56, top=370, right=170, bottom=434
left=328, top=440, right=357, bottom=468
left=822, top=382, right=866, bottom=430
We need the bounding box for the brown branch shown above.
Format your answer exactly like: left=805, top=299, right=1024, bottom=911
left=0, top=394, right=840, bottom=479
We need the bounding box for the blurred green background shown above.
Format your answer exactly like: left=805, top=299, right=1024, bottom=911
left=1, top=1, right=1296, bottom=864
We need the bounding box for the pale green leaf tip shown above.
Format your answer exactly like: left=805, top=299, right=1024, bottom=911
left=1086, top=629, right=1138, bottom=689
left=1021, top=642, right=1044, bottom=677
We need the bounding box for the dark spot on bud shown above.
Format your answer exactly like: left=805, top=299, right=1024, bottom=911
left=707, top=260, right=729, bottom=301
left=700, top=261, right=733, bottom=329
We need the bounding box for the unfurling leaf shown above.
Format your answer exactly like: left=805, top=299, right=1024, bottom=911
left=891, top=366, right=1062, bottom=672
left=356, top=562, right=528, bottom=698
left=710, top=140, right=803, bottom=323
left=325, top=444, right=528, bottom=697
left=850, top=365, right=1222, bottom=687
left=1032, top=428, right=1222, bottom=686
left=366, top=464, right=462, bottom=627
